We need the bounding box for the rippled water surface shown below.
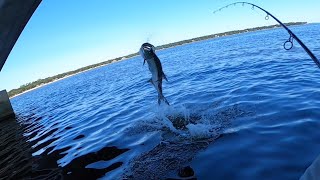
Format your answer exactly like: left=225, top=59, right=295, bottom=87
left=11, top=24, right=320, bottom=179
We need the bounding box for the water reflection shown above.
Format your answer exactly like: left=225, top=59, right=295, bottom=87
left=0, top=115, right=129, bottom=179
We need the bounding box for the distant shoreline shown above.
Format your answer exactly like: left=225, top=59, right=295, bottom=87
left=9, top=63, right=109, bottom=99
left=9, top=22, right=307, bottom=98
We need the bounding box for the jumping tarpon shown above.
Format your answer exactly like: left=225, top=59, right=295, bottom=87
left=140, top=42, right=169, bottom=105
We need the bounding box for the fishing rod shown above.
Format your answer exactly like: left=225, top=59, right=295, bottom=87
left=213, top=2, right=320, bottom=68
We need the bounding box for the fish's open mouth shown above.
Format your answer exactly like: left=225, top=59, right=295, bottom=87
left=143, top=46, right=152, bottom=51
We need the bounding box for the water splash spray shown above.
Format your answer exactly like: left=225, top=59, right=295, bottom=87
left=213, top=2, right=320, bottom=68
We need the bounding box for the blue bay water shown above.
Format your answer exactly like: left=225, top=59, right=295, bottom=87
left=11, top=23, right=320, bottom=179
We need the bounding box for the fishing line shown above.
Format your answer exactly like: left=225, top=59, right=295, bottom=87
left=213, top=2, right=320, bottom=68
left=146, top=34, right=153, bottom=43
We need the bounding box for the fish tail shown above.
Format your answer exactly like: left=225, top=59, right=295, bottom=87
left=158, top=94, right=170, bottom=105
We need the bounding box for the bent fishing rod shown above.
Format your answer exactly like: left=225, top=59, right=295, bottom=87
left=213, top=2, right=320, bottom=68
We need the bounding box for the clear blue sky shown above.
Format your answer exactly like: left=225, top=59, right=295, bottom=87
left=1, top=0, right=319, bottom=90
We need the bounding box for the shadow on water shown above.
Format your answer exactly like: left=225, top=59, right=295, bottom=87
left=123, top=102, right=254, bottom=179
left=0, top=117, right=32, bottom=179
left=0, top=115, right=129, bottom=179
